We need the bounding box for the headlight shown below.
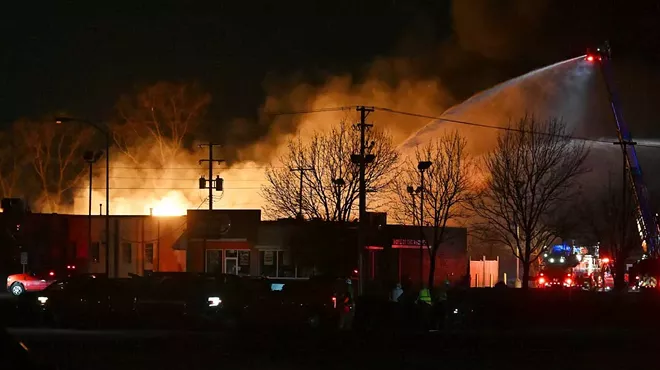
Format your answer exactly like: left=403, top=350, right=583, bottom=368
left=37, top=296, right=48, bottom=305
left=207, top=296, right=222, bottom=307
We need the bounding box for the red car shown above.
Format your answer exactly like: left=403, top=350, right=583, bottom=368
left=6, top=269, right=62, bottom=296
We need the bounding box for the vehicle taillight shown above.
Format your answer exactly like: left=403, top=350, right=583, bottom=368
left=565, top=277, right=573, bottom=286
left=48, top=271, right=55, bottom=277
left=332, top=296, right=337, bottom=309
left=538, top=277, right=546, bottom=285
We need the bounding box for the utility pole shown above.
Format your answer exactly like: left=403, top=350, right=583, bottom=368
left=198, top=143, right=225, bottom=210
left=614, top=139, right=637, bottom=283
left=290, top=167, right=313, bottom=218
left=352, top=106, right=374, bottom=296
left=417, top=161, right=431, bottom=287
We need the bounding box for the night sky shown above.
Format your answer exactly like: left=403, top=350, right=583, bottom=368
left=2, top=1, right=659, bottom=145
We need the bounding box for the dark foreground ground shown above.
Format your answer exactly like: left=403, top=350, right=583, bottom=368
left=2, top=290, right=658, bottom=370
left=5, top=326, right=652, bottom=370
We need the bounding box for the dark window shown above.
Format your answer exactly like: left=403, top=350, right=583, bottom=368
left=91, top=242, right=100, bottom=263
left=206, top=250, right=222, bottom=273
left=122, top=243, right=132, bottom=264
left=278, top=250, right=293, bottom=277
left=260, top=251, right=276, bottom=277
left=69, top=242, right=77, bottom=261
left=145, top=243, right=154, bottom=264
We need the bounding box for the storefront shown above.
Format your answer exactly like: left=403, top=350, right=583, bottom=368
left=186, top=209, right=261, bottom=275
left=380, top=225, right=468, bottom=287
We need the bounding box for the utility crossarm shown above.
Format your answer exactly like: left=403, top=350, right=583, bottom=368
left=586, top=42, right=660, bottom=256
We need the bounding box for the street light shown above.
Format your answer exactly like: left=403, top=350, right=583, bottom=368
left=83, top=150, right=103, bottom=266
left=417, top=160, right=432, bottom=287
left=56, top=117, right=111, bottom=277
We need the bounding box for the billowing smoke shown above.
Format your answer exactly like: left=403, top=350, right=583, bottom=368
left=63, top=0, right=660, bottom=215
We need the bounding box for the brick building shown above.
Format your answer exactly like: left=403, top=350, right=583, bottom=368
left=2, top=210, right=468, bottom=286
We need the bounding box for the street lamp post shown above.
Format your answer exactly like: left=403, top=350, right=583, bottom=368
left=56, top=117, right=111, bottom=277
left=417, top=161, right=432, bottom=287
left=83, top=150, right=103, bottom=267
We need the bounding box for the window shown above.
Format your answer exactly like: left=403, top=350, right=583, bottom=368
left=91, top=242, right=100, bottom=263
left=145, top=243, right=154, bottom=264
left=69, top=242, right=77, bottom=261
left=259, top=250, right=293, bottom=277
left=260, top=251, right=276, bottom=277
left=122, top=243, right=132, bottom=264
left=206, top=250, right=222, bottom=274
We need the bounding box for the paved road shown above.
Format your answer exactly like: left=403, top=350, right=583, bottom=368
left=4, top=326, right=651, bottom=370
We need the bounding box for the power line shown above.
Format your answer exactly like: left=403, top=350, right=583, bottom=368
left=373, top=106, right=660, bottom=149
left=109, top=176, right=265, bottom=181
left=97, top=166, right=285, bottom=170
left=72, top=186, right=262, bottom=191
left=265, top=106, right=357, bottom=116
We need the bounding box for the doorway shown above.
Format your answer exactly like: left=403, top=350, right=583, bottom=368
left=224, top=249, right=238, bottom=275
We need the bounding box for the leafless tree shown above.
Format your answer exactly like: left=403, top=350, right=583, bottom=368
left=471, top=116, right=590, bottom=289
left=391, top=131, right=473, bottom=288
left=0, top=132, right=24, bottom=199
left=580, top=172, right=639, bottom=290
left=15, top=119, right=94, bottom=212
left=262, top=121, right=398, bottom=221
left=113, top=82, right=211, bottom=165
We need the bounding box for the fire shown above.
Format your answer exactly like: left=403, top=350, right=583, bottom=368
left=148, top=192, right=189, bottom=217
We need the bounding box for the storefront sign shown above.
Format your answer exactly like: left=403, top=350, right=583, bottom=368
left=264, top=251, right=274, bottom=266
left=392, top=238, right=428, bottom=249
left=239, top=250, right=250, bottom=266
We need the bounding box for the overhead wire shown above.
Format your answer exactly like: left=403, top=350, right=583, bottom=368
left=372, top=106, right=660, bottom=150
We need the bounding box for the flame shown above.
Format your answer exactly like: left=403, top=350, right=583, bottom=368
left=147, top=191, right=189, bottom=216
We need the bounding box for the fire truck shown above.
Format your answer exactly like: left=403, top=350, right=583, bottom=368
left=537, top=244, right=613, bottom=290
left=586, top=43, right=660, bottom=289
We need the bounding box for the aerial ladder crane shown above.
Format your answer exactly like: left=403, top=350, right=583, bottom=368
left=586, top=42, right=660, bottom=285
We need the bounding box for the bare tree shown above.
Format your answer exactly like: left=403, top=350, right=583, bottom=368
left=262, top=121, right=398, bottom=221
left=113, top=82, right=211, bottom=165
left=15, top=119, right=94, bottom=212
left=580, top=172, right=639, bottom=290
left=0, top=132, right=24, bottom=199
left=391, top=131, right=473, bottom=288
left=471, top=116, right=589, bottom=289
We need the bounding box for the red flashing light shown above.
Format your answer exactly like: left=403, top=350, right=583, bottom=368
left=72, top=265, right=76, bottom=269
left=353, top=269, right=358, bottom=275
left=538, top=277, right=546, bottom=285
left=586, top=55, right=594, bottom=62
left=48, top=271, right=55, bottom=277
left=602, top=258, right=610, bottom=264
left=565, top=277, right=573, bottom=285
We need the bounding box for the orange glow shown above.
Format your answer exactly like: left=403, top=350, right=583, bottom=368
left=149, top=193, right=188, bottom=216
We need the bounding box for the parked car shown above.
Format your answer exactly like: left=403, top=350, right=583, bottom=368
left=6, top=270, right=57, bottom=296
left=131, top=273, right=250, bottom=329
left=36, top=275, right=135, bottom=328
left=6, top=265, right=83, bottom=296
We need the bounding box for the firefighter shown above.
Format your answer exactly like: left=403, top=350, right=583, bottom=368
left=390, top=283, right=403, bottom=302
left=339, top=278, right=354, bottom=330
left=417, top=285, right=432, bottom=330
